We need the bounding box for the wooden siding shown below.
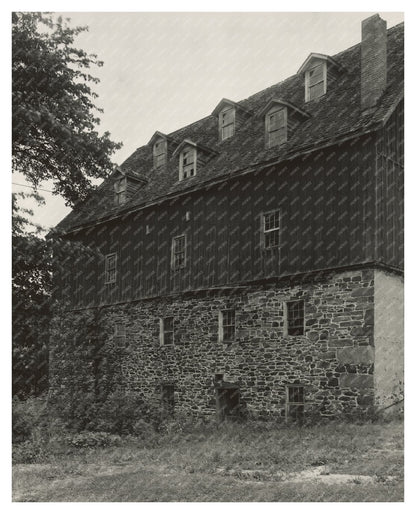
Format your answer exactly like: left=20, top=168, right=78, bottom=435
left=57, top=136, right=380, bottom=308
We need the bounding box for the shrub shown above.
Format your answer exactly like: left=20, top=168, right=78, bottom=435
left=65, top=431, right=121, bottom=449
left=12, top=395, right=48, bottom=443
left=12, top=439, right=47, bottom=464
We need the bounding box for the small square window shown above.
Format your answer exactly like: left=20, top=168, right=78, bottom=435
left=286, top=385, right=305, bottom=423
left=286, top=300, right=304, bottom=336
left=219, top=310, right=235, bottom=342
left=172, top=235, right=186, bottom=270
left=160, top=317, right=174, bottom=345
left=105, top=253, right=117, bottom=284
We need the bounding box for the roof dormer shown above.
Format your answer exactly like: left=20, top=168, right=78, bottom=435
left=148, top=131, right=178, bottom=169
left=112, top=167, right=147, bottom=206
left=297, top=53, right=344, bottom=102
left=173, top=139, right=217, bottom=181
left=212, top=98, right=251, bottom=142
left=258, top=99, right=310, bottom=149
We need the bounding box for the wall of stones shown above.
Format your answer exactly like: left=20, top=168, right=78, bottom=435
left=374, top=269, right=404, bottom=411
left=50, top=267, right=387, bottom=422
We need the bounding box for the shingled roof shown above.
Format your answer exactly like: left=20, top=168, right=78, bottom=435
left=56, top=21, right=404, bottom=234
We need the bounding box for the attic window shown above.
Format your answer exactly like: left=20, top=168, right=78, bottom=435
left=219, top=106, right=235, bottom=141
left=153, top=139, right=167, bottom=168
left=114, top=177, right=127, bottom=205
left=305, top=62, right=326, bottom=101
left=179, top=148, right=196, bottom=180
left=266, top=107, right=287, bottom=148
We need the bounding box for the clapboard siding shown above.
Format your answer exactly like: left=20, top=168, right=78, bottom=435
left=57, top=134, right=385, bottom=309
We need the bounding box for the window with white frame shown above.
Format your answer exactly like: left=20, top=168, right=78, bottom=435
left=179, top=148, right=196, bottom=180
left=305, top=62, right=326, bottom=101
left=114, top=177, right=127, bottom=205
left=219, top=309, right=236, bottom=342
left=262, top=210, right=280, bottom=249
left=219, top=106, right=235, bottom=141
left=153, top=139, right=167, bottom=168
left=105, top=253, right=117, bottom=284
left=160, top=317, right=174, bottom=345
left=266, top=107, right=287, bottom=148
left=171, top=235, right=186, bottom=270
left=286, top=300, right=304, bottom=336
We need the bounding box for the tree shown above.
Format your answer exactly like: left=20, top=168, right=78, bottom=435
left=12, top=12, right=122, bottom=206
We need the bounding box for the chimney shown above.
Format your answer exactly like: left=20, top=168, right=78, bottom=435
left=361, top=14, right=387, bottom=110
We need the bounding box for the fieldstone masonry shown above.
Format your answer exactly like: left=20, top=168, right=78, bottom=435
left=50, top=266, right=403, bottom=421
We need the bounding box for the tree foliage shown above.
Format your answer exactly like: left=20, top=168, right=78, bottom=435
left=12, top=12, right=122, bottom=206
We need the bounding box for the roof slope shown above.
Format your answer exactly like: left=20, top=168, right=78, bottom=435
left=57, top=22, right=403, bottom=233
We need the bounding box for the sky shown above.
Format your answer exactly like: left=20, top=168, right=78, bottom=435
left=12, top=11, right=404, bottom=230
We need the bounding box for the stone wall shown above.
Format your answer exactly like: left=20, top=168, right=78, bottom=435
left=50, top=267, right=391, bottom=422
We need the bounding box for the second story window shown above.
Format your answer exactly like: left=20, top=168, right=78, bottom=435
left=105, top=253, right=117, bottom=284
left=219, top=309, right=236, bottom=342
left=266, top=107, right=287, bottom=148
left=219, top=107, right=235, bottom=141
left=153, top=139, right=167, bottom=168
left=262, top=210, right=280, bottom=249
left=114, top=177, right=127, bottom=205
left=160, top=317, right=174, bottom=345
left=180, top=148, right=196, bottom=180
left=171, top=235, right=186, bottom=270
left=306, top=62, right=326, bottom=101
left=286, top=300, right=305, bottom=336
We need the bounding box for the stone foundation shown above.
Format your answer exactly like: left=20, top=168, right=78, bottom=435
left=49, top=267, right=403, bottom=422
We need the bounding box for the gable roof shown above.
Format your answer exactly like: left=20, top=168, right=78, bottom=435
left=56, top=21, right=404, bottom=234
left=297, top=52, right=345, bottom=74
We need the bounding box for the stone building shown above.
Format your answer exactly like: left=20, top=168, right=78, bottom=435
left=50, top=14, right=404, bottom=423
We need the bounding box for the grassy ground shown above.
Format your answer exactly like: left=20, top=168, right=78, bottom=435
left=12, top=420, right=404, bottom=502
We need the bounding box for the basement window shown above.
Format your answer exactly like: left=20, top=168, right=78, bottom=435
left=161, top=384, right=175, bottom=416
left=219, top=106, right=235, bottom=141
left=262, top=210, right=280, bottom=249
left=286, top=300, right=304, bottom=336
left=160, top=317, right=174, bottom=346
left=286, top=385, right=305, bottom=423
left=104, top=253, right=117, bottom=284
left=171, top=235, right=186, bottom=270
left=219, top=310, right=235, bottom=342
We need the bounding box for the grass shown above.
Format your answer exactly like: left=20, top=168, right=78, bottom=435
left=12, top=419, right=404, bottom=502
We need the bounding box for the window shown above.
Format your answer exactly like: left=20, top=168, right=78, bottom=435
left=171, top=235, right=186, bottom=270
left=160, top=317, right=174, bottom=345
left=114, top=324, right=126, bottom=347
left=219, top=107, right=235, bottom=141
left=104, top=253, right=117, bottom=284
left=286, top=300, right=304, bottom=336
left=161, top=384, right=174, bottom=416
left=262, top=210, right=280, bottom=249
left=219, top=310, right=235, bottom=342
left=266, top=107, right=287, bottom=148
left=306, top=62, right=326, bottom=101
left=114, top=177, right=127, bottom=205
left=179, top=148, right=196, bottom=180
left=153, top=139, right=167, bottom=168
left=286, top=385, right=305, bottom=423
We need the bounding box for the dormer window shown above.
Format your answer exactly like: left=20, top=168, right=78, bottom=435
left=180, top=148, right=196, bottom=180
left=305, top=62, right=326, bottom=101
left=219, top=107, right=235, bottom=141
left=153, top=139, right=167, bottom=168
left=114, top=177, right=127, bottom=205
left=266, top=107, right=287, bottom=148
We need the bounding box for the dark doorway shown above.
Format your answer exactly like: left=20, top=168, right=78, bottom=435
left=217, top=386, right=240, bottom=421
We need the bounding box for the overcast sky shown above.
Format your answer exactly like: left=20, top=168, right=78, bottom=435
left=12, top=11, right=404, bottom=229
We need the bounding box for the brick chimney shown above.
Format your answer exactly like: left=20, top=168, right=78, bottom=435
left=361, top=14, right=387, bottom=110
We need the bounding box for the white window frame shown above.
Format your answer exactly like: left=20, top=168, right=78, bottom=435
left=261, top=209, right=280, bottom=249
left=153, top=139, right=167, bottom=168
left=104, top=253, right=117, bottom=284
left=219, top=106, right=235, bottom=141
left=114, top=177, right=127, bottom=205
left=179, top=147, right=197, bottom=180
left=171, top=234, right=186, bottom=270
left=265, top=107, right=287, bottom=148
left=160, top=317, right=174, bottom=345
left=218, top=309, right=236, bottom=342
left=305, top=61, right=327, bottom=102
